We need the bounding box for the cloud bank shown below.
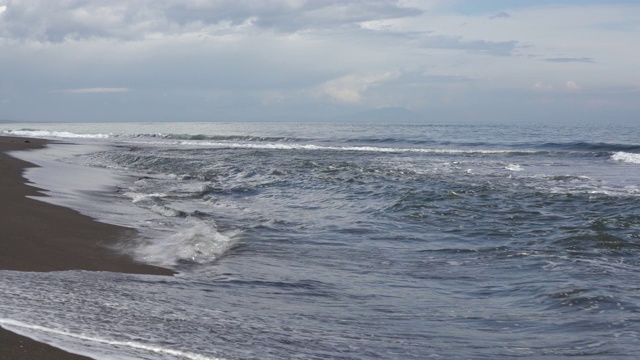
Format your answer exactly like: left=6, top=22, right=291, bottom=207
left=0, top=0, right=638, bottom=123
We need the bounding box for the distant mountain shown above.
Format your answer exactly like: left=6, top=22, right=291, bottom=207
left=331, top=107, right=425, bottom=123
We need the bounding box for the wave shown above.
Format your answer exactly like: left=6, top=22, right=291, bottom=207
left=505, top=164, right=524, bottom=171
left=1, top=129, right=111, bottom=139
left=9, top=128, right=637, bottom=160
left=5, top=128, right=637, bottom=158
left=123, top=191, right=190, bottom=217
left=339, top=139, right=640, bottom=152
left=2, top=129, right=299, bottom=142
left=163, top=133, right=298, bottom=142
left=175, top=140, right=541, bottom=155
left=538, top=141, right=640, bottom=153
left=0, top=318, right=224, bottom=360
left=132, top=221, right=239, bottom=267
left=611, top=152, right=640, bottom=164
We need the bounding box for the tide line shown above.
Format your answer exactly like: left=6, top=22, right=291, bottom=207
left=0, top=318, right=225, bottom=360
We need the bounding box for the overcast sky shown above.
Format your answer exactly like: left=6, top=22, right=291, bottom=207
left=0, top=0, right=638, bottom=123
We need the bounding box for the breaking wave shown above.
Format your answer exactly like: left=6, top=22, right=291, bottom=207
left=1, top=129, right=112, bottom=139
left=132, top=221, right=239, bottom=267
left=611, top=152, right=640, bottom=164
left=174, top=140, right=541, bottom=155
left=163, top=134, right=298, bottom=142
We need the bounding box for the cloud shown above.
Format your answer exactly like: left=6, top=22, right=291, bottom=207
left=490, top=11, right=510, bottom=19
left=421, top=74, right=474, bottom=83
left=422, top=35, right=519, bottom=56
left=566, top=80, right=580, bottom=91
left=317, top=73, right=397, bottom=104
left=167, top=1, right=424, bottom=32
left=544, top=57, right=594, bottom=63
left=55, top=87, right=132, bottom=94
left=533, top=81, right=554, bottom=91
left=0, top=0, right=424, bottom=42
left=0, top=1, right=639, bottom=123
left=532, top=81, right=581, bottom=92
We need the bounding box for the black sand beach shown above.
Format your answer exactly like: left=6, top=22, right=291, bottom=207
left=0, top=136, right=173, bottom=359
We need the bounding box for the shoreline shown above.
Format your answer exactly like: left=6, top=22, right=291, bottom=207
left=0, top=136, right=173, bottom=359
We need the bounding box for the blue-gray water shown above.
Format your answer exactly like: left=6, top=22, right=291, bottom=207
left=1, top=122, right=640, bottom=359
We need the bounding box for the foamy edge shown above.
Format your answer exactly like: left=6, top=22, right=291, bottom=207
left=611, top=151, right=640, bottom=164
left=0, top=318, right=225, bottom=360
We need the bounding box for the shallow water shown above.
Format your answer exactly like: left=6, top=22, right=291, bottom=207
left=1, top=122, right=640, bottom=359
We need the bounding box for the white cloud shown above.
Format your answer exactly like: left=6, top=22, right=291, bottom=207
left=531, top=80, right=581, bottom=92
left=0, top=5, right=7, bottom=14
left=566, top=80, right=580, bottom=91
left=317, top=73, right=397, bottom=104
left=533, top=81, right=554, bottom=91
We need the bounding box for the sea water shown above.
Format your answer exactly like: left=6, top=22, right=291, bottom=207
left=1, top=121, right=640, bottom=359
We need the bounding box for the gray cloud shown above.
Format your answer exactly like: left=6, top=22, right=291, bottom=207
left=421, top=75, right=474, bottom=83
left=543, top=57, right=594, bottom=63
left=490, top=11, right=510, bottom=19
left=392, top=72, right=475, bottom=85
left=0, top=0, right=423, bottom=42
left=423, top=36, right=519, bottom=56
left=0, top=1, right=637, bottom=124
left=167, top=1, right=423, bottom=32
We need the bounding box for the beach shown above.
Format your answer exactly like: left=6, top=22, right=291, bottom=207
left=0, top=136, right=173, bottom=359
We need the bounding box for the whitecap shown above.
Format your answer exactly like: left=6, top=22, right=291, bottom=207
left=133, top=221, right=239, bottom=266
left=505, top=164, right=523, bottom=171
left=611, top=151, right=640, bottom=164
left=172, top=140, right=540, bottom=155
left=1, top=129, right=111, bottom=139
left=123, top=192, right=169, bottom=203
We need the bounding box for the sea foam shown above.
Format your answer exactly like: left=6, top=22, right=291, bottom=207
left=133, top=221, right=238, bottom=266
left=611, top=151, right=640, bottom=164
left=505, top=164, right=524, bottom=171
left=0, top=318, right=224, bottom=360
left=2, top=129, right=111, bottom=139
left=176, top=140, right=538, bottom=155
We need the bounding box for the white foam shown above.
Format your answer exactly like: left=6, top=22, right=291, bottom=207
left=0, top=318, right=224, bottom=360
left=124, top=192, right=170, bottom=203
left=134, top=221, right=238, bottom=266
left=175, top=140, right=535, bottom=155
left=123, top=192, right=191, bottom=217
left=9, top=143, right=137, bottom=222
left=505, top=164, right=524, bottom=171
left=611, top=151, right=640, bottom=164
left=150, top=204, right=185, bottom=217
left=2, top=129, right=111, bottom=139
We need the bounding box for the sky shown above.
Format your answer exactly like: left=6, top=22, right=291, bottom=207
left=0, top=0, right=638, bottom=123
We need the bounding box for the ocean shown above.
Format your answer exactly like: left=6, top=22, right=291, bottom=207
left=1, top=121, right=640, bottom=359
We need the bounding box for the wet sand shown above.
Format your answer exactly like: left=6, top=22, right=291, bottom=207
left=0, top=136, right=173, bottom=359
